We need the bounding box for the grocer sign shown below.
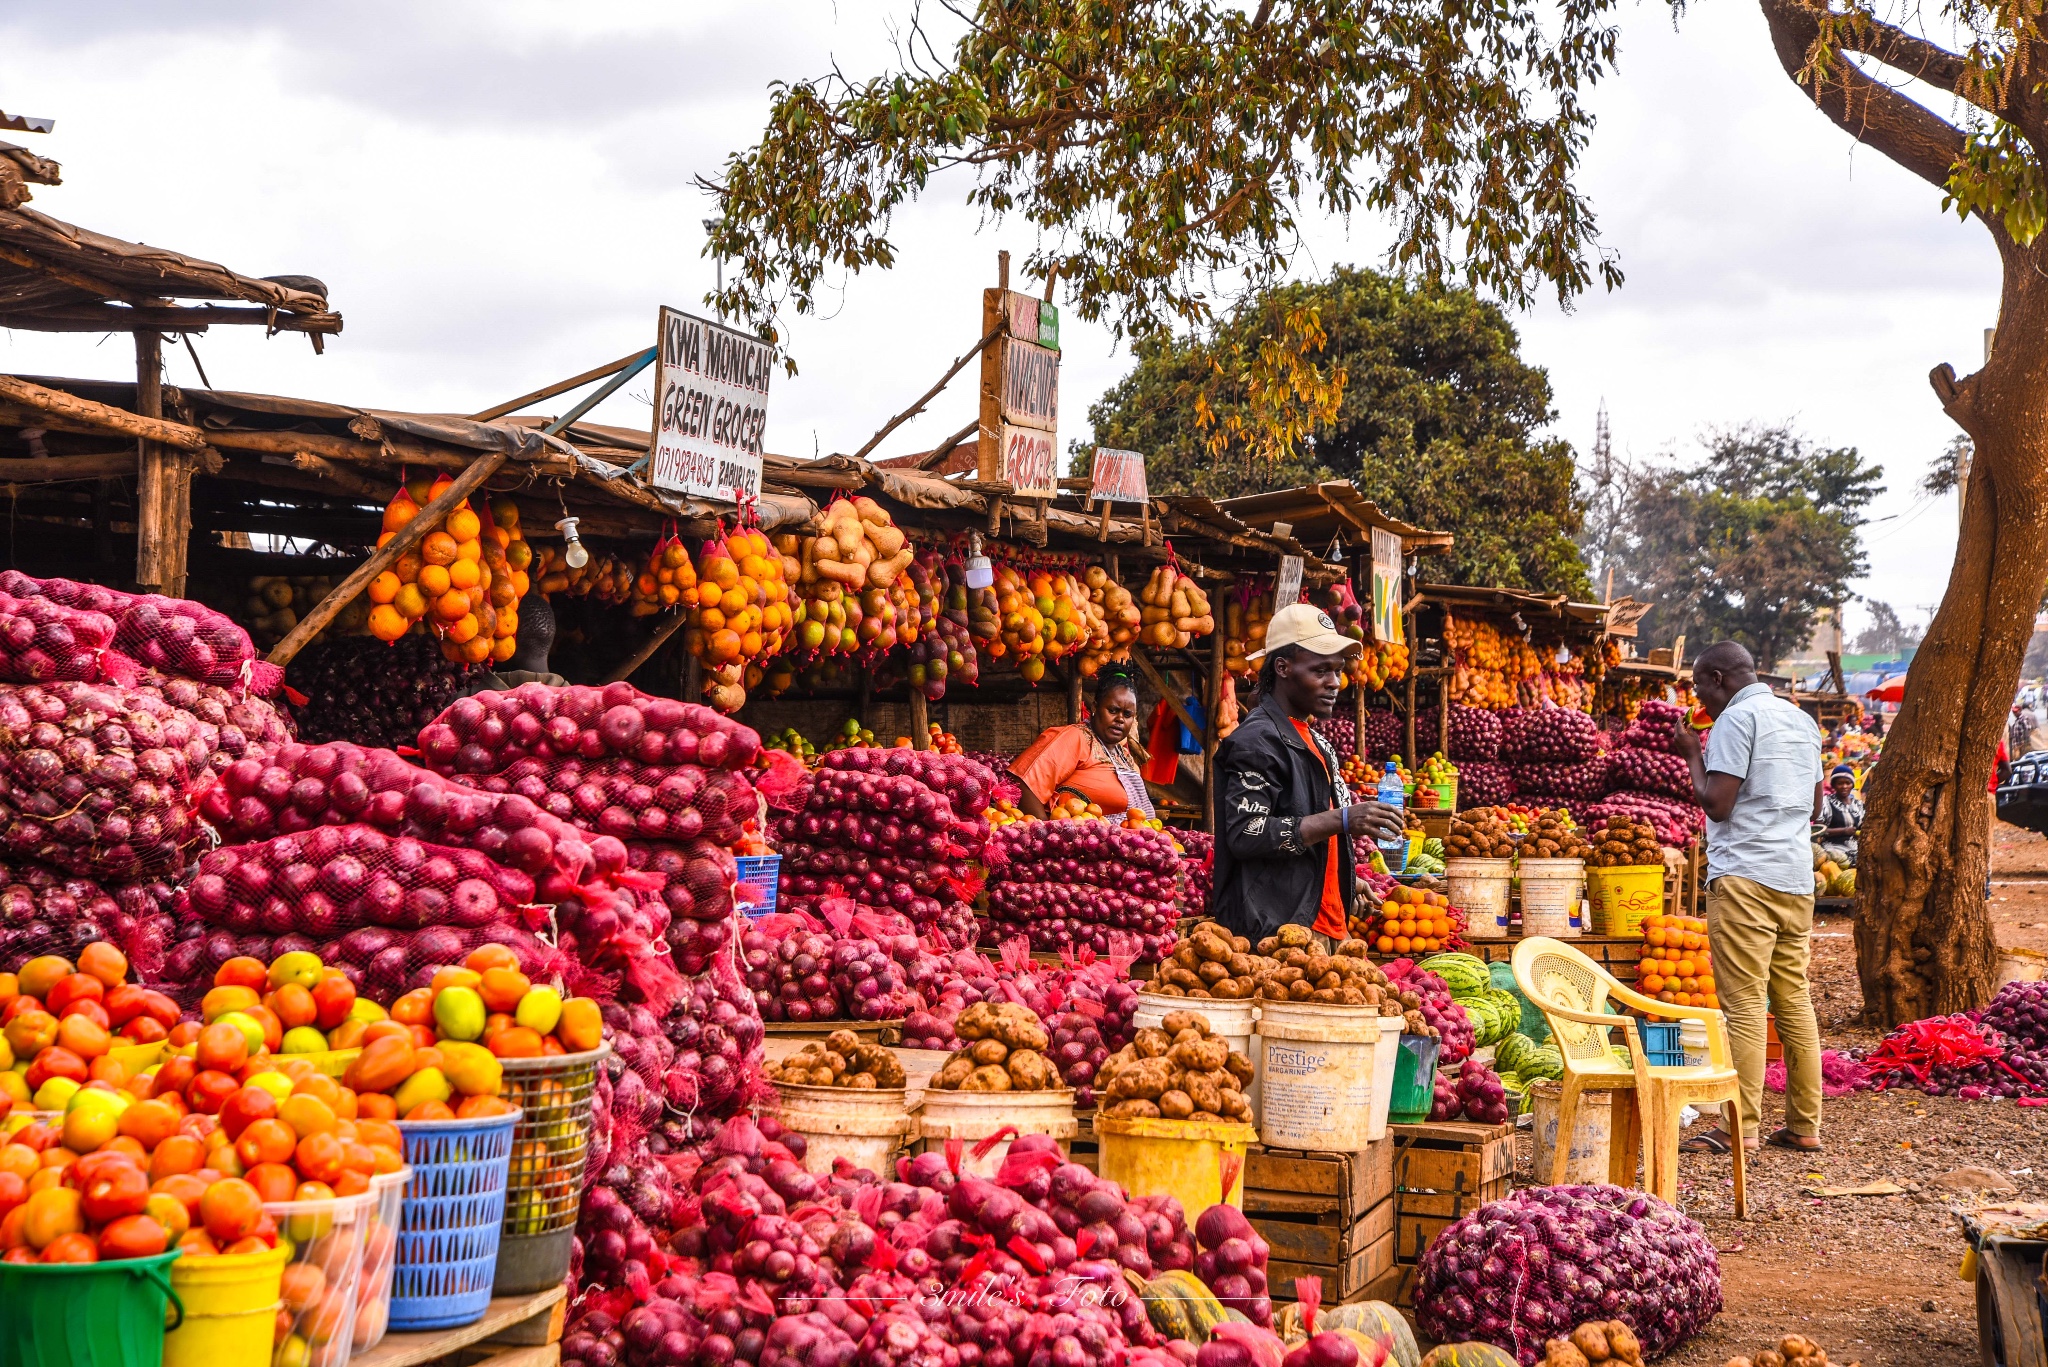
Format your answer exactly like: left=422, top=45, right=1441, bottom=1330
left=999, top=422, right=1058, bottom=497
left=1089, top=447, right=1148, bottom=504
left=1370, top=526, right=1404, bottom=645
left=649, top=305, right=772, bottom=503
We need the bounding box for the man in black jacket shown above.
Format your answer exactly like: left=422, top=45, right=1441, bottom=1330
left=1213, top=603, right=1404, bottom=945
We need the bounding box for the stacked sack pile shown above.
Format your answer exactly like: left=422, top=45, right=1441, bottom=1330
left=1501, top=703, right=1609, bottom=811
left=0, top=573, right=293, bottom=973
left=1593, top=698, right=1708, bottom=844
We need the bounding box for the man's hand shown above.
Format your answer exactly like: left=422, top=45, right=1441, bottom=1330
left=1345, top=800, right=1406, bottom=844
left=1669, top=715, right=1703, bottom=762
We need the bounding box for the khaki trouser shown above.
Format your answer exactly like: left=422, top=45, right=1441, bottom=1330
left=1707, top=874, right=1823, bottom=1140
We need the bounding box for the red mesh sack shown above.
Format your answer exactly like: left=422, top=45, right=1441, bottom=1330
left=418, top=681, right=760, bottom=777
left=159, top=823, right=567, bottom=1002
left=982, top=820, right=1180, bottom=959
left=452, top=754, right=760, bottom=847
left=0, top=680, right=227, bottom=881
left=625, top=838, right=737, bottom=976
left=0, top=589, right=126, bottom=684
left=138, top=671, right=292, bottom=771
left=0, top=570, right=281, bottom=695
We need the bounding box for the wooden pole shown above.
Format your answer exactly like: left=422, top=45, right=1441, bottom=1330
left=1130, top=647, right=1204, bottom=745
left=1354, top=679, right=1367, bottom=755
left=1068, top=666, right=1084, bottom=725
left=1404, top=668, right=1418, bottom=766
left=603, top=612, right=690, bottom=684
left=1205, top=643, right=1224, bottom=835
left=470, top=350, right=647, bottom=422
left=682, top=651, right=702, bottom=702
left=908, top=688, right=930, bottom=749
left=0, top=373, right=207, bottom=452
left=133, top=332, right=166, bottom=588
left=264, top=449, right=510, bottom=667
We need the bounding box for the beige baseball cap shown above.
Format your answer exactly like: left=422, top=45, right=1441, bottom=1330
left=1246, top=602, right=1363, bottom=660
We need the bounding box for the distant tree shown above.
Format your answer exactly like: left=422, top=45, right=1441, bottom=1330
left=1080, top=268, right=1591, bottom=595
left=1854, top=601, right=1925, bottom=657
left=1607, top=424, right=1880, bottom=671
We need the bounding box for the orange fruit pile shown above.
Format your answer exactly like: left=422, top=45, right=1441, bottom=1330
left=1365, top=885, right=1455, bottom=955
left=633, top=536, right=698, bottom=616
left=1637, top=915, right=1717, bottom=1008
left=686, top=528, right=792, bottom=712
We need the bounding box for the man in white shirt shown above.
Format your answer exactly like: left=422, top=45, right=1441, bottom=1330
left=1671, top=641, right=1826, bottom=1155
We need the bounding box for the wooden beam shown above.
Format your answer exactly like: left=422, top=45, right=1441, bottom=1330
left=0, top=374, right=208, bottom=451
left=0, top=243, right=144, bottom=303
left=602, top=612, right=690, bottom=685
left=1130, top=647, right=1204, bottom=747
left=265, top=450, right=509, bottom=668
left=0, top=304, right=341, bottom=334
left=908, top=688, right=930, bottom=749
left=134, top=332, right=167, bottom=588
left=470, top=350, right=647, bottom=423
left=1206, top=631, right=1225, bottom=835
left=0, top=451, right=141, bottom=482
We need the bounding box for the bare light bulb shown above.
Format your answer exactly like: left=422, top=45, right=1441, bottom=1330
left=556, top=516, right=589, bottom=569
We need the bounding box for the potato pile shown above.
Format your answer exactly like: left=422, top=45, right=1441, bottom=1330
left=1720, top=1334, right=1855, bottom=1367
left=1542, top=1322, right=1644, bottom=1367
left=1098, top=1010, right=1254, bottom=1122
left=1252, top=924, right=1406, bottom=1015
left=929, top=1002, right=1063, bottom=1092
left=1151, top=922, right=1267, bottom=999
left=1521, top=809, right=1590, bottom=860
left=1446, top=808, right=1517, bottom=858
left=1139, top=565, right=1215, bottom=648
left=771, top=1029, right=909, bottom=1089
left=1587, top=816, right=1664, bottom=867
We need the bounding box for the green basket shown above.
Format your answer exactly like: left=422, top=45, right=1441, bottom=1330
left=0, top=1250, right=183, bottom=1367
left=1389, top=1033, right=1442, bottom=1124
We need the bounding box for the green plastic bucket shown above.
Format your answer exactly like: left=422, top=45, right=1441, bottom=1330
left=1388, top=1033, right=1442, bottom=1124
left=0, top=1250, right=184, bottom=1367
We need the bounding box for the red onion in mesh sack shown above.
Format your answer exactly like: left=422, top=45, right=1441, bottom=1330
left=1313, top=715, right=1356, bottom=764
left=1384, top=959, right=1475, bottom=1062
left=1455, top=761, right=1514, bottom=809
left=0, top=571, right=280, bottom=695
left=1618, top=698, right=1688, bottom=753
left=984, top=820, right=1181, bottom=958
left=1507, top=756, right=1609, bottom=802
left=1604, top=746, right=1693, bottom=799
left=0, top=589, right=121, bottom=685
left=625, top=838, right=736, bottom=975
left=419, top=681, right=760, bottom=776
left=1175, top=829, right=1214, bottom=919
left=138, top=671, right=291, bottom=772
left=660, top=957, right=765, bottom=1129
left=1421, top=705, right=1505, bottom=761
left=1499, top=704, right=1602, bottom=762
left=1588, top=792, right=1704, bottom=844
left=1415, top=1184, right=1721, bottom=1364
left=0, top=680, right=223, bottom=881
left=454, top=755, right=758, bottom=848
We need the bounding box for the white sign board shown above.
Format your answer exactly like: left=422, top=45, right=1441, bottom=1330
left=1089, top=448, right=1148, bottom=505
left=999, top=422, right=1059, bottom=497
left=1370, top=526, right=1404, bottom=645
left=1275, top=555, right=1304, bottom=608
left=649, top=306, right=772, bottom=502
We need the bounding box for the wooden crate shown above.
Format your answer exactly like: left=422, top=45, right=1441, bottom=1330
left=1461, top=936, right=1644, bottom=984
left=1390, top=1120, right=1515, bottom=1266
left=1244, top=1141, right=1396, bottom=1304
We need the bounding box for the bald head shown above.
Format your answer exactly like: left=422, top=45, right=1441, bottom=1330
left=1692, top=641, right=1757, bottom=718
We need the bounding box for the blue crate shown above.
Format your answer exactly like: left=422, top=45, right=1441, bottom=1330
left=393, top=1111, right=518, bottom=1330
left=1639, top=1021, right=1685, bottom=1068
left=736, top=854, right=781, bottom=918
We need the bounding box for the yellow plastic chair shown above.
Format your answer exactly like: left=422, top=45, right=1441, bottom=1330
left=1511, top=936, right=1746, bottom=1217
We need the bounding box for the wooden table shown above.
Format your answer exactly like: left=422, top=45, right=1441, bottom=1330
left=350, top=1287, right=566, bottom=1367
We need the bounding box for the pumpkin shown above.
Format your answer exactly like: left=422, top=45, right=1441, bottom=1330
left=1140, top=1268, right=1229, bottom=1341
left=1421, top=1345, right=1520, bottom=1367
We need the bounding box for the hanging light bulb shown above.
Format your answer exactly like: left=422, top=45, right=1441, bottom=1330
left=1556, top=642, right=1572, bottom=665
left=964, top=531, right=993, bottom=589
left=556, top=516, right=589, bottom=569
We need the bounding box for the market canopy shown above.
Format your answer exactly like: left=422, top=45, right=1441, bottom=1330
left=1215, top=481, right=1455, bottom=559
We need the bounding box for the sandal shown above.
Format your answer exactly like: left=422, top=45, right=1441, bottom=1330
left=1765, top=1127, right=1822, bottom=1152
left=1679, top=1130, right=1733, bottom=1155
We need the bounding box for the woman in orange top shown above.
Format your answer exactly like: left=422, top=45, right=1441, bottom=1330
left=1008, top=672, right=1154, bottom=819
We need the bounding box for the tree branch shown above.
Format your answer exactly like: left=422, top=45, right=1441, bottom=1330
left=1760, top=0, right=1970, bottom=197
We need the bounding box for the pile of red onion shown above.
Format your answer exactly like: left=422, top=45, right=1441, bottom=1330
left=1385, top=958, right=1475, bottom=1062
left=1508, top=756, right=1610, bottom=803
left=1603, top=745, right=1694, bottom=800
left=1455, top=761, right=1514, bottom=809
left=0, top=570, right=282, bottom=695
left=984, top=820, right=1181, bottom=959
left=1586, top=791, right=1704, bottom=845
left=1422, top=704, right=1505, bottom=761
left=1617, top=698, right=1689, bottom=752
left=1500, top=704, right=1602, bottom=763
left=771, top=748, right=996, bottom=950
left=1175, top=829, right=1214, bottom=920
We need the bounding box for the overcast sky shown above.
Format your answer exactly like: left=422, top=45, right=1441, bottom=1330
left=0, top=1, right=1995, bottom=643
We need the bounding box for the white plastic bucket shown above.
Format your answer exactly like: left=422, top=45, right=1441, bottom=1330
left=1256, top=1003, right=1402, bottom=1149
left=1679, top=1020, right=1710, bottom=1068
left=1518, top=858, right=1586, bottom=938
left=1134, top=992, right=1261, bottom=1111
left=773, top=1082, right=918, bottom=1177
left=1447, top=858, right=1512, bottom=939
left=914, top=1089, right=1077, bottom=1178
left=1529, top=1078, right=1613, bottom=1184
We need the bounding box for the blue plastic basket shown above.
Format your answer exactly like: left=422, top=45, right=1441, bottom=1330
left=392, top=1110, right=519, bottom=1330
left=736, top=854, right=781, bottom=919
left=1639, top=1021, right=1685, bottom=1068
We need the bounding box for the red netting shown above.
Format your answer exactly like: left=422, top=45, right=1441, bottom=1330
left=156, top=824, right=570, bottom=1004
left=982, top=819, right=1180, bottom=958
left=0, top=570, right=282, bottom=695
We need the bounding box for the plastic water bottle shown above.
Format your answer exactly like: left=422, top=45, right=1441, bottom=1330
left=1376, top=760, right=1408, bottom=871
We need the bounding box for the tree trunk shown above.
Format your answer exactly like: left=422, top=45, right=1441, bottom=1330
left=1854, top=257, right=2048, bottom=1024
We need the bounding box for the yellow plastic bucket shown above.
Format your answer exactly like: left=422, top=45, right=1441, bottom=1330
left=1095, top=1114, right=1256, bottom=1218
left=163, top=1242, right=290, bottom=1367
left=1588, top=865, right=1664, bottom=938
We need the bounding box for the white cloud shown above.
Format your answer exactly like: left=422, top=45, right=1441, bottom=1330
left=0, top=0, right=1990, bottom=638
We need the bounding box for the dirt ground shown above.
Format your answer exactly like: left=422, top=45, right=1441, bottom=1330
left=1539, top=820, right=2048, bottom=1367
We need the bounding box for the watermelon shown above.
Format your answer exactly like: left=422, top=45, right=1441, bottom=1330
left=1463, top=996, right=1502, bottom=1046
left=1481, top=988, right=1523, bottom=1035
left=1493, top=1032, right=1535, bottom=1074
left=1520, top=1046, right=1563, bottom=1081
left=1420, top=953, right=1492, bottom=997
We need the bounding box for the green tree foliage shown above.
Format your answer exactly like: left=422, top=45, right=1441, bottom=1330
left=1078, top=267, right=1591, bottom=595
left=1854, top=601, right=1924, bottom=656
left=1609, top=424, right=1880, bottom=670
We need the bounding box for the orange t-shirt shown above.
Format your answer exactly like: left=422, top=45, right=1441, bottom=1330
left=1009, top=725, right=1130, bottom=814
left=1289, top=719, right=1348, bottom=940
